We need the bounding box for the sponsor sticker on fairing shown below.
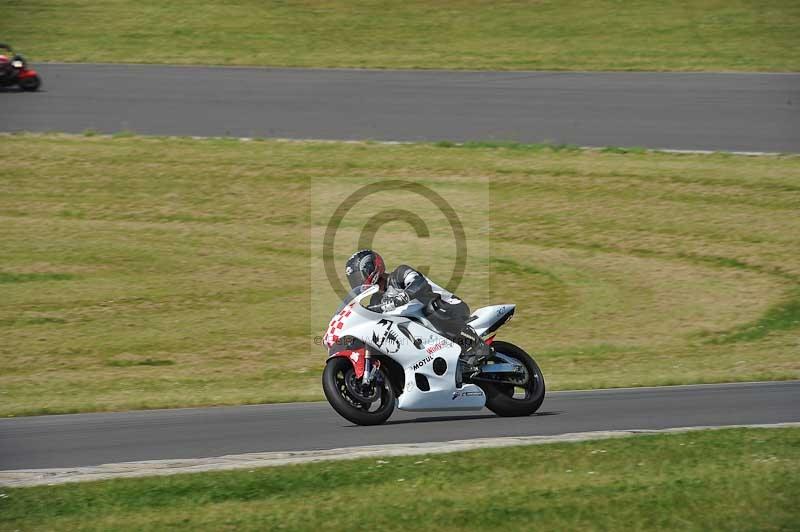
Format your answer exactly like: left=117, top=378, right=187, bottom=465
left=426, top=339, right=448, bottom=355
left=452, top=390, right=484, bottom=400
left=411, top=355, right=433, bottom=371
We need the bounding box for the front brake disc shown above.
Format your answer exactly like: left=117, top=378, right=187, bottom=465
left=344, top=371, right=380, bottom=404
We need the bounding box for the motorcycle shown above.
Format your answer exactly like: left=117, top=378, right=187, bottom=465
left=0, top=44, right=41, bottom=91
left=321, top=284, right=545, bottom=425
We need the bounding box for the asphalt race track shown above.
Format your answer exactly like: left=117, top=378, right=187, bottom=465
left=1, top=381, right=798, bottom=470
left=0, top=64, right=798, bottom=152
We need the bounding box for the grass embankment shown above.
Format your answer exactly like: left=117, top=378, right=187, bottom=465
left=1, top=0, right=798, bottom=71
left=1, top=428, right=798, bottom=530
left=1, top=134, right=799, bottom=416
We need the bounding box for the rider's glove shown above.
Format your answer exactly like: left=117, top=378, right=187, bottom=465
left=380, top=291, right=410, bottom=312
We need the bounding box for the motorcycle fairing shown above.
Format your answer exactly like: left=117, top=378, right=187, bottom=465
left=392, top=318, right=485, bottom=411
left=18, top=68, right=38, bottom=79
left=325, top=286, right=485, bottom=411
left=468, top=305, right=516, bottom=338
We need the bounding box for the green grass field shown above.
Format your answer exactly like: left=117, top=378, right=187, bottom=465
left=1, top=428, right=798, bottom=530
left=1, top=134, right=798, bottom=416
left=1, top=0, right=798, bottom=71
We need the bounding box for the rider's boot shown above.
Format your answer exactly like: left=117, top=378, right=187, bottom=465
left=457, top=326, right=491, bottom=370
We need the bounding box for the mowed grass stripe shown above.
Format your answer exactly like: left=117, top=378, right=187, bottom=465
left=1, top=0, right=798, bottom=71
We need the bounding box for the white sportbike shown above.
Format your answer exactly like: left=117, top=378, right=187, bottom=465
left=321, top=284, right=545, bottom=425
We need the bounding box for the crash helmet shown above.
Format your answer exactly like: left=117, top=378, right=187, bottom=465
left=345, top=249, right=385, bottom=288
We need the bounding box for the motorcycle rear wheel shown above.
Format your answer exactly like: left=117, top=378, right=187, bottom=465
left=323, top=357, right=395, bottom=426
left=479, top=341, right=545, bottom=417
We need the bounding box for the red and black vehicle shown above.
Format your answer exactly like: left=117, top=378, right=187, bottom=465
left=0, top=43, right=41, bottom=91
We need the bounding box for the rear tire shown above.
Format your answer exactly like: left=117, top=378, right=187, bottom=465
left=19, top=75, right=41, bottom=91
left=479, top=341, right=545, bottom=417
left=322, top=357, right=395, bottom=426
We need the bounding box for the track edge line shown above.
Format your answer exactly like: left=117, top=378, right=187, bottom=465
left=2, top=422, right=798, bottom=488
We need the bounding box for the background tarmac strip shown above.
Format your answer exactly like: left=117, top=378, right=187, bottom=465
left=2, top=65, right=797, bottom=152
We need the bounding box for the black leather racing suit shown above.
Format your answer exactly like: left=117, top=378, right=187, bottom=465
left=380, top=265, right=488, bottom=365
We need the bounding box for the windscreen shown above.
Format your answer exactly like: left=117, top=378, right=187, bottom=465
left=335, top=285, right=369, bottom=314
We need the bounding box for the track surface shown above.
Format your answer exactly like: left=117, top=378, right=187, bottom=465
left=1, top=65, right=798, bottom=152
left=2, top=381, right=798, bottom=470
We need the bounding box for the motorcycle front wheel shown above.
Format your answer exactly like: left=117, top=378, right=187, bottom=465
left=479, top=341, right=545, bottom=417
left=19, top=75, right=41, bottom=92
left=322, top=357, right=395, bottom=426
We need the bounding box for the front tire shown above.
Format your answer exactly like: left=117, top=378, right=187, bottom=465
left=322, top=357, right=395, bottom=426
left=19, top=75, right=41, bottom=92
left=479, top=341, right=545, bottom=417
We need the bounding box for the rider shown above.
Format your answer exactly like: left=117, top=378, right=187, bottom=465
left=345, top=249, right=490, bottom=368
left=0, top=54, right=9, bottom=77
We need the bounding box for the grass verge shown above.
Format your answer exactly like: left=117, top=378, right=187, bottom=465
left=1, top=0, right=798, bottom=71
left=1, top=428, right=798, bottom=530
left=0, top=133, right=798, bottom=416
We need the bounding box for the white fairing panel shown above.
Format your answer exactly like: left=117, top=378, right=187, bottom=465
left=326, top=286, right=487, bottom=412
left=393, top=319, right=485, bottom=411
left=469, top=304, right=516, bottom=337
